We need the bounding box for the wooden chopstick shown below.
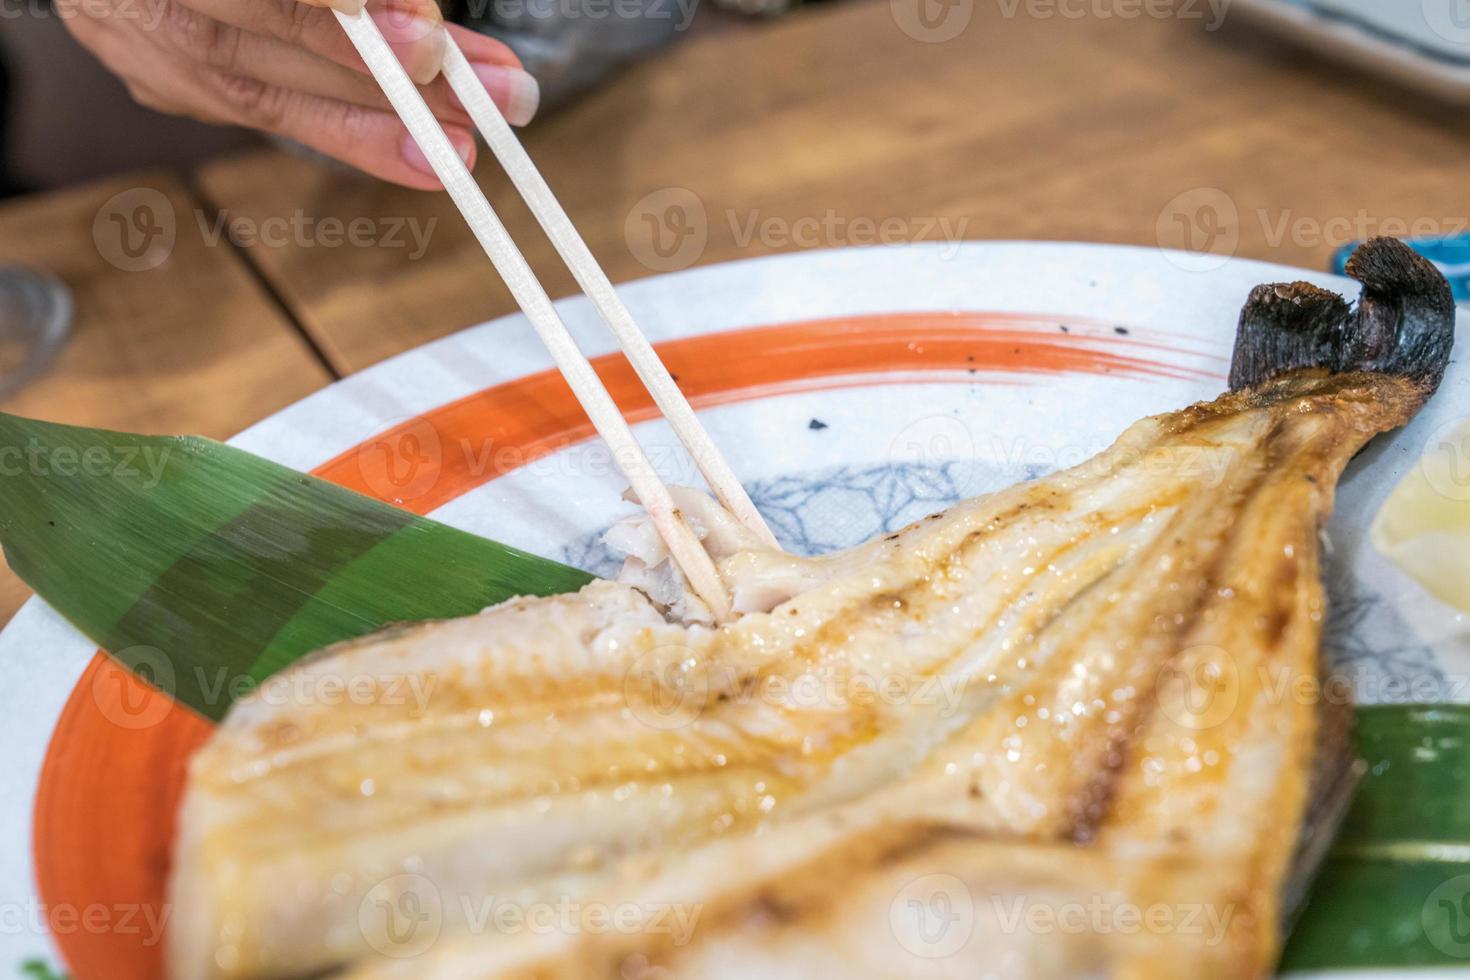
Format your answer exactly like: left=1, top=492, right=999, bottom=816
left=333, top=9, right=733, bottom=620
left=438, top=42, right=782, bottom=553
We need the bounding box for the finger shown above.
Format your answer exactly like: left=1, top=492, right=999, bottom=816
left=445, top=24, right=525, bottom=72
left=443, top=26, right=540, bottom=127
left=180, top=22, right=538, bottom=129
left=178, top=0, right=448, bottom=84
left=186, top=24, right=482, bottom=125
left=208, top=74, right=479, bottom=189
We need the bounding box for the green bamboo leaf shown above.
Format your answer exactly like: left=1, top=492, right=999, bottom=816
left=0, top=412, right=594, bottom=720
left=1282, top=705, right=1470, bottom=969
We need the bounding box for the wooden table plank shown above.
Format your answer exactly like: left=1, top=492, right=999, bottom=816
left=0, top=172, right=333, bottom=623
left=194, top=0, right=1470, bottom=377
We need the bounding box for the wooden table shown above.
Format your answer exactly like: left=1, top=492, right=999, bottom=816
left=0, top=176, right=331, bottom=621
left=3, top=0, right=1468, bottom=621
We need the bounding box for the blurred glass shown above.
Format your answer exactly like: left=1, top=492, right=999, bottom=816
left=0, top=266, right=71, bottom=403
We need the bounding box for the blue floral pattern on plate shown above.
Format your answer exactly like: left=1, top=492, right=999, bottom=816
left=563, top=460, right=1446, bottom=705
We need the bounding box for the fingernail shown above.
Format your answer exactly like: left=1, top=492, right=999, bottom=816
left=372, top=10, right=446, bottom=84
left=402, top=131, right=475, bottom=177
left=466, top=64, right=541, bottom=126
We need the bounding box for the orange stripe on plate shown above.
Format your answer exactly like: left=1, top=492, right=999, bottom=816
left=317, top=314, right=1214, bottom=514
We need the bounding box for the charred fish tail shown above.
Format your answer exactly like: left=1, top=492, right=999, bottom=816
left=1230, top=237, right=1456, bottom=392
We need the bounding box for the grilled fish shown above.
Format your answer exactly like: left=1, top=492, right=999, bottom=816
left=167, top=238, right=1456, bottom=980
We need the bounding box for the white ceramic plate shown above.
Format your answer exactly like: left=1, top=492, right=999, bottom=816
left=2, top=242, right=1465, bottom=977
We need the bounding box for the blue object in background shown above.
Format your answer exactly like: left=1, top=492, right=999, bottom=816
left=1333, top=236, right=1470, bottom=303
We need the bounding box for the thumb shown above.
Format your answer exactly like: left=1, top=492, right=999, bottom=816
left=299, top=0, right=449, bottom=84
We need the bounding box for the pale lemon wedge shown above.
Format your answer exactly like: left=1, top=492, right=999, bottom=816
left=1371, top=418, right=1470, bottom=612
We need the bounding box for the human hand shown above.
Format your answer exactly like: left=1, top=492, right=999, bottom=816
left=63, top=0, right=540, bottom=189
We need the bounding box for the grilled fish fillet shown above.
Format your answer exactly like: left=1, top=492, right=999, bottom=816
left=167, top=239, right=1455, bottom=980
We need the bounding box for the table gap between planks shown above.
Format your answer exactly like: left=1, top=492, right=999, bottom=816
left=0, top=173, right=333, bottom=624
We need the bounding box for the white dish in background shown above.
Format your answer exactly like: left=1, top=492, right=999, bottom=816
left=1233, top=0, right=1470, bottom=104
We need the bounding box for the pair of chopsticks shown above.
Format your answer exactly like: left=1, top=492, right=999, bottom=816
left=333, top=10, right=777, bottom=621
